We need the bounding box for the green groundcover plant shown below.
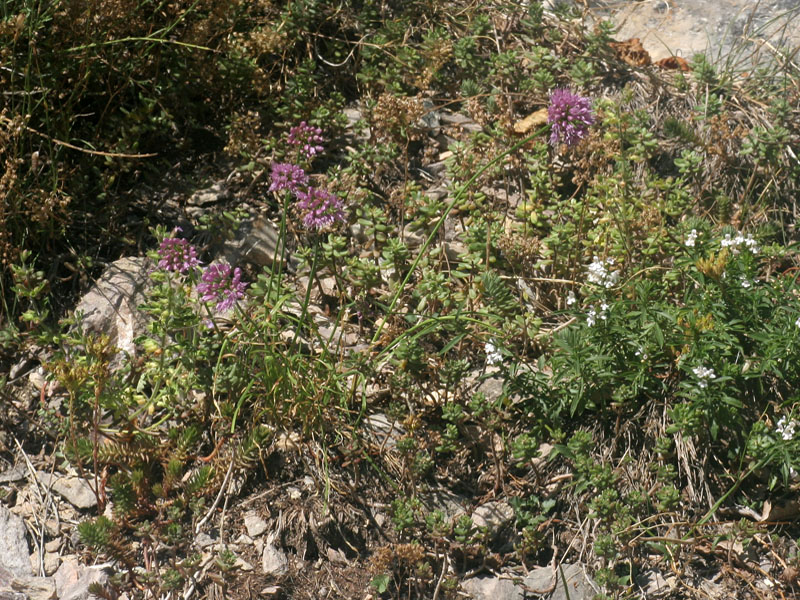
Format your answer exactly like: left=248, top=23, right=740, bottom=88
left=2, top=1, right=800, bottom=598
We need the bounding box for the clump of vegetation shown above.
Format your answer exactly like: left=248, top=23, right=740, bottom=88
left=2, top=1, right=800, bottom=599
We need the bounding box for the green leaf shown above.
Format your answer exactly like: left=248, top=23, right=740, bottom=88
left=371, top=573, right=391, bottom=594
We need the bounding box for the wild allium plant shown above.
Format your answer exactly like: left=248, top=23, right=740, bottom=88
left=269, top=162, right=308, bottom=193
left=287, top=121, right=325, bottom=159
left=196, top=263, right=248, bottom=313
left=547, top=88, right=595, bottom=146
left=269, top=124, right=346, bottom=231
left=157, top=232, right=201, bottom=273
left=295, top=187, right=346, bottom=230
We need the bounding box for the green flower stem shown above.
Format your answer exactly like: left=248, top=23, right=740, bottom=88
left=291, top=241, right=321, bottom=347
left=267, top=190, right=291, bottom=303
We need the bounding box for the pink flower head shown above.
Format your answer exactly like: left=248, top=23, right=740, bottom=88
left=547, top=88, right=595, bottom=147
left=158, top=236, right=200, bottom=273
left=269, top=162, right=308, bottom=193
left=295, top=187, right=345, bottom=230
left=287, top=121, right=324, bottom=159
left=197, top=263, right=248, bottom=312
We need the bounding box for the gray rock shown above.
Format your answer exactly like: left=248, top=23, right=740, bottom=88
left=0, top=566, right=57, bottom=600
left=439, top=112, right=484, bottom=133
left=222, top=217, right=297, bottom=271
left=635, top=568, right=677, bottom=597
left=234, top=557, right=255, bottom=572
left=43, top=553, right=60, bottom=577
left=349, top=223, right=369, bottom=244
left=316, top=320, right=363, bottom=350
left=243, top=511, right=268, bottom=538
left=461, top=575, right=521, bottom=600
left=0, top=504, right=32, bottom=577
left=420, top=489, right=470, bottom=523
left=195, top=532, right=216, bottom=548
left=443, top=241, right=468, bottom=262
left=424, top=186, right=448, bottom=202
left=8, top=356, right=35, bottom=381
left=37, top=473, right=97, bottom=510
left=261, top=544, right=288, bottom=577
left=400, top=224, right=426, bottom=249
left=73, top=256, right=151, bottom=362
left=0, top=466, right=26, bottom=484
left=476, top=373, right=506, bottom=403
left=471, top=501, right=514, bottom=535
left=188, top=180, right=231, bottom=207
left=462, top=564, right=596, bottom=600
left=54, top=558, right=109, bottom=600
left=363, top=413, right=405, bottom=449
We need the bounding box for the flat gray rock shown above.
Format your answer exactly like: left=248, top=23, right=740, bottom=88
left=243, top=511, right=268, bottom=538
left=462, top=563, right=596, bottom=600
left=37, top=473, right=97, bottom=510
left=262, top=544, right=288, bottom=577
left=471, top=500, right=514, bottom=535
left=0, top=505, right=32, bottom=577
left=73, top=256, right=151, bottom=361
left=0, top=566, right=57, bottom=600
left=54, top=558, right=109, bottom=600
left=563, top=0, right=800, bottom=65
left=223, top=217, right=297, bottom=270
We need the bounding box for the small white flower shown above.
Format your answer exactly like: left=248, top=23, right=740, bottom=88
left=743, top=234, right=759, bottom=253
left=740, top=276, right=753, bottom=289
left=795, top=316, right=800, bottom=328
left=587, top=256, right=619, bottom=288
left=586, top=303, right=609, bottom=327
left=776, top=416, right=798, bottom=441
left=566, top=291, right=576, bottom=306
left=635, top=348, right=648, bottom=360
left=720, top=231, right=758, bottom=254
left=685, top=229, right=699, bottom=247
left=485, top=341, right=502, bottom=365
left=692, top=365, right=717, bottom=389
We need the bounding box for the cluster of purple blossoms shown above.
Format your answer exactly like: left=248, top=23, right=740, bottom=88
left=295, top=187, right=345, bottom=230
left=547, top=88, right=595, bottom=147
left=287, top=121, right=324, bottom=159
left=269, top=162, right=308, bottom=193
left=267, top=123, right=347, bottom=231
left=158, top=235, right=201, bottom=273
left=196, top=263, right=248, bottom=312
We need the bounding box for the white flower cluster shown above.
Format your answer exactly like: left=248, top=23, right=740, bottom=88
left=692, top=365, right=717, bottom=389
left=740, top=275, right=756, bottom=289
left=796, top=316, right=800, bottom=329
left=566, top=291, right=577, bottom=306
left=485, top=341, right=502, bottom=365
left=586, top=302, right=609, bottom=327
left=720, top=231, right=758, bottom=254
left=685, top=229, right=700, bottom=247
left=587, top=256, right=619, bottom=288
left=776, top=416, right=798, bottom=441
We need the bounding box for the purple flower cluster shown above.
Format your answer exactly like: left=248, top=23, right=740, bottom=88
left=269, top=162, right=308, bottom=193
left=547, top=88, right=595, bottom=147
left=287, top=121, right=324, bottom=159
left=295, top=187, right=345, bottom=230
left=158, top=236, right=200, bottom=273
left=196, top=263, right=248, bottom=312
left=268, top=123, right=346, bottom=230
